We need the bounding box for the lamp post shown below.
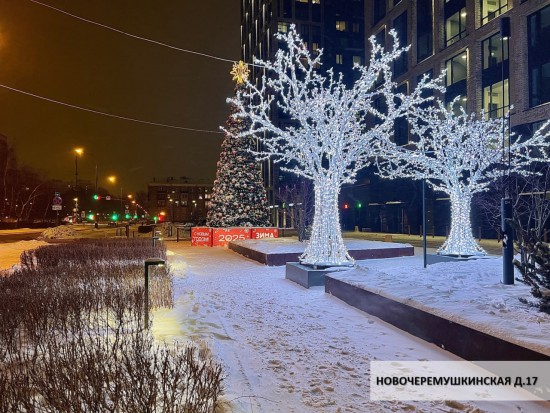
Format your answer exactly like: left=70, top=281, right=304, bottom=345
left=500, top=17, right=514, bottom=285
left=143, top=258, right=165, bottom=328
left=74, top=148, right=83, bottom=190
left=421, top=150, right=435, bottom=268
left=422, top=178, right=427, bottom=268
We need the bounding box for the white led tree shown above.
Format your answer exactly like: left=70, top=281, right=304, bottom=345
left=232, top=27, right=439, bottom=266
left=379, top=98, right=550, bottom=256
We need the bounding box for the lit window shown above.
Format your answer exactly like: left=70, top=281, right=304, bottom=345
left=446, top=51, right=468, bottom=86
left=445, top=7, right=467, bottom=47
left=353, top=55, right=362, bottom=65
left=336, top=21, right=347, bottom=31
left=277, top=22, right=289, bottom=33
left=481, top=0, right=508, bottom=25
left=336, top=54, right=343, bottom=64
left=445, top=51, right=468, bottom=110
left=482, top=33, right=508, bottom=70
left=312, top=0, right=320, bottom=4
left=528, top=5, right=550, bottom=107
left=312, top=42, right=319, bottom=54
left=297, top=0, right=308, bottom=2
left=483, top=79, right=509, bottom=118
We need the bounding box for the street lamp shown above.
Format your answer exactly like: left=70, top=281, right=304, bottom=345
left=74, top=148, right=83, bottom=189
left=143, top=257, right=165, bottom=327
left=500, top=17, right=514, bottom=285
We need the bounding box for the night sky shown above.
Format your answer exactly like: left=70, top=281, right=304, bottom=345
left=0, top=0, right=240, bottom=193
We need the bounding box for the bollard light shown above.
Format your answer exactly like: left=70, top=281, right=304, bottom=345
left=144, top=258, right=165, bottom=327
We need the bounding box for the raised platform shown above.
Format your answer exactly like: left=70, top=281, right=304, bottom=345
left=285, top=262, right=351, bottom=288
left=228, top=238, right=414, bottom=266
left=325, top=270, right=550, bottom=361
left=427, top=253, right=485, bottom=265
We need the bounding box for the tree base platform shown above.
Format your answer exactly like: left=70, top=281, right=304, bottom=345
left=285, top=262, right=351, bottom=288
left=228, top=238, right=414, bottom=266
left=325, top=272, right=549, bottom=361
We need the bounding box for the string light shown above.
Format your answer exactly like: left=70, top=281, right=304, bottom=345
left=233, top=26, right=439, bottom=266
left=0, top=83, right=223, bottom=134
left=380, top=98, right=550, bottom=257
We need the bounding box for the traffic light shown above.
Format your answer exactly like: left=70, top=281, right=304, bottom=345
left=93, top=194, right=101, bottom=200
left=111, top=213, right=119, bottom=221
left=343, top=203, right=349, bottom=209
left=125, top=213, right=131, bottom=219
left=356, top=202, right=362, bottom=208
left=87, top=213, right=95, bottom=221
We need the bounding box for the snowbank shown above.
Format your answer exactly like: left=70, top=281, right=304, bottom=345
left=0, top=240, right=49, bottom=272
left=40, top=225, right=78, bottom=239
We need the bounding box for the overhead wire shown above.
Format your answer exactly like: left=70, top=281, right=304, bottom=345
left=28, top=0, right=239, bottom=64
left=0, top=0, right=266, bottom=134
left=0, top=83, right=224, bottom=134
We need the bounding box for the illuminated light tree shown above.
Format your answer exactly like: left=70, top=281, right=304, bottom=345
left=379, top=98, right=550, bottom=256
left=232, top=26, right=439, bottom=266
left=206, top=64, right=271, bottom=228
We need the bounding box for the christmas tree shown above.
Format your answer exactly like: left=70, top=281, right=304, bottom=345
left=206, top=62, right=270, bottom=227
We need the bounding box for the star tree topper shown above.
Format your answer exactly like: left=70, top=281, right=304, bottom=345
left=231, top=61, right=250, bottom=85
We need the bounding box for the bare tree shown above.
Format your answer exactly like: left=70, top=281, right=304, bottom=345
left=278, top=179, right=314, bottom=241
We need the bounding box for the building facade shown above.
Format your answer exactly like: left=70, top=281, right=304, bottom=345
left=342, top=0, right=550, bottom=236
left=147, top=180, right=212, bottom=223
left=242, top=0, right=550, bottom=234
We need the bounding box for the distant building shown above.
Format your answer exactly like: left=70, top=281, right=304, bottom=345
left=147, top=179, right=213, bottom=223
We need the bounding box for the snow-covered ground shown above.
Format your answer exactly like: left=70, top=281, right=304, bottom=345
left=155, top=243, right=550, bottom=413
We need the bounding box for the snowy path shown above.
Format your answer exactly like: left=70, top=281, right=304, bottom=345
left=154, top=243, right=550, bottom=413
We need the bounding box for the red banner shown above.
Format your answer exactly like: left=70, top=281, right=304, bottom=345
left=251, top=227, right=279, bottom=239
left=212, top=227, right=252, bottom=247
left=191, top=227, right=213, bottom=246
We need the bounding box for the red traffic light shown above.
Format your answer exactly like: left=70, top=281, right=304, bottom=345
left=343, top=203, right=349, bottom=209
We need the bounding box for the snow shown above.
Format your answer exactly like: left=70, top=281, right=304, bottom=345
left=333, top=255, right=550, bottom=357
left=230, top=237, right=411, bottom=254
left=0, top=239, right=49, bottom=272
left=154, top=242, right=550, bottom=413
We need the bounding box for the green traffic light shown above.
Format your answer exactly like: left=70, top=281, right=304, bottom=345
left=357, top=202, right=362, bottom=208
left=125, top=213, right=131, bottom=219
left=111, top=213, right=119, bottom=221
left=88, top=214, right=95, bottom=220
left=93, top=194, right=99, bottom=200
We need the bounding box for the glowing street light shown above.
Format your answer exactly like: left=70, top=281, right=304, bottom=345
left=74, top=147, right=84, bottom=189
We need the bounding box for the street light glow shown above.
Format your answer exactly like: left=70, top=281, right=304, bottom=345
left=107, top=176, right=116, bottom=183
left=74, top=148, right=84, bottom=156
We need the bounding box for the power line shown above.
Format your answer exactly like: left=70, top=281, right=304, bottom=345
left=29, top=0, right=238, bottom=65
left=0, top=83, right=224, bottom=134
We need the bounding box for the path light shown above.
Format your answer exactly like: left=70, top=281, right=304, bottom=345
left=144, top=258, right=165, bottom=328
